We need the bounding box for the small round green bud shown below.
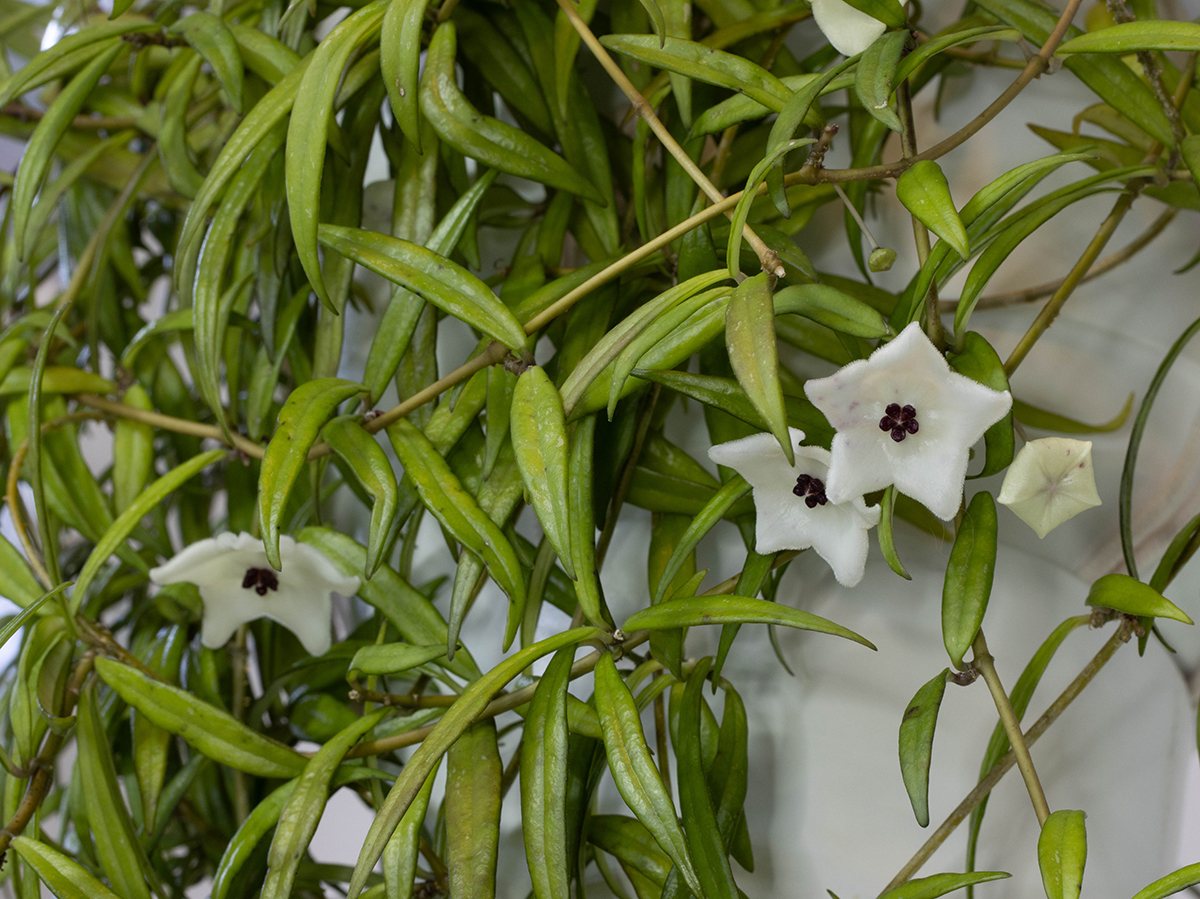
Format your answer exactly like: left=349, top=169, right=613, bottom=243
left=868, top=247, right=898, bottom=272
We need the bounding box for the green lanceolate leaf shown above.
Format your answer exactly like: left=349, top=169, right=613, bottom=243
left=319, top=224, right=528, bottom=351
left=942, top=492, right=998, bottom=670
left=421, top=23, right=602, bottom=203
left=169, top=11, right=244, bottom=111
left=323, top=415, right=399, bottom=579
left=0, top=366, right=114, bottom=396
left=0, top=584, right=68, bottom=653
left=624, top=595, right=876, bottom=648
left=899, top=668, right=949, bottom=827
left=1057, top=21, right=1200, bottom=54
left=1085, top=573, right=1192, bottom=624
left=1012, top=394, right=1132, bottom=434
left=675, top=658, right=738, bottom=899
left=76, top=683, right=155, bottom=899
left=566, top=416, right=608, bottom=626
left=94, top=657, right=307, bottom=778
left=511, top=366, right=575, bottom=579
left=383, top=761, right=440, bottom=899
left=1121, top=315, right=1200, bottom=579
left=387, top=418, right=526, bottom=609
left=878, top=871, right=1011, bottom=899
left=897, top=161, right=970, bottom=261
left=1038, top=809, right=1087, bottom=899
left=855, top=29, right=907, bottom=132
left=774, top=283, right=890, bottom=338
left=12, top=42, right=124, bottom=259
left=892, top=25, right=1020, bottom=85
left=726, top=274, right=791, bottom=463
left=522, top=646, right=574, bottom=899
left=213, top=780, right=298, bottom=899
left=879, top=484, right=912, bottom=579
left=286, top=0, right=387, bottom=310
left=72, top=449, right=224, bottom=611
left=263, top=709, right=390, bottom=899
left=560, top=270, right=730, bottom=417
left=12, top=837, right=123, bottom=899
left=348, top=627, right=601, bottom=897
left=112, top=384, right=155, bottom=514
left=601, top=35, right=791, bottom=110
left=349, top=642, right=450, bottom=676
left=652, top=477, right=749, bottom=607
left=446, top=721, right=502, bottom=899
left=726, top=138, right=813, bottom=273
left=949, top=334, right=1014, bottom=478
left=1130, top=863, right=1200, bottom=899
left=594, top=652, right=702, bottom=895
left=175, top=56, right=309, bottom=296
left=381, top=0, right=433, bottom=148
left=259, top=378, right=365, bottom=568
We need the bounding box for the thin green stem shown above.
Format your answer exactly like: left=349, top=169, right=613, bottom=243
left=897, top=80, right=944, bottom=349
left=880, top=622, right=1130, bottom=893
left=553, top=0, right=784, bottom=277
left=970, top=630, right=1050, bottom=826
left=1003, top=191, right=1136, bottom=376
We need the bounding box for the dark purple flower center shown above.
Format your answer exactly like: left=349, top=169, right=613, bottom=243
left=879, top=403, right=919, bottom=442
left=793, top=474, right=828, bottom=508
left=243, top=567, right=279, bottom=596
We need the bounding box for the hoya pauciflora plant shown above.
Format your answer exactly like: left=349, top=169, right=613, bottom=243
left=0, top=0, right=1199, bottom=896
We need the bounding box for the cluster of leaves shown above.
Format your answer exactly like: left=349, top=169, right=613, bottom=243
left=1, top=0, right=1200, bottom=896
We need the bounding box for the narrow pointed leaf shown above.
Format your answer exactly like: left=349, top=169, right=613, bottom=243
left=1085, top=573, right=1193, bottom=624
left=899, top=669, right=949, bottom=828
left=522, top=646, right=574, bottom=899
left=324, top=416, right=399, bottom=578
left=94, top=657, right=307, bottom=778
left=595, top=653, right=702, bottom=895
left=726, top=274, right=791, bottom=463
left=854, top=30, right=906, bottom=131
left=1038, top=810, right=1087, bottom=899
left=624, top=595, right=876, bottom=649
left=446, top=722, right=502, bottom=899
left=320, top=225, right=528, bottom=351
left=12, top=837, right=123, bottom=899
left=387, top=418, right=526, bottom=610
left=942, top=492, right=998, bottom=669
left=897, top=161, right=969, bottom=261
left=512, top=367, right=574, bottom=579
left=263, top=710, right=390, bottom=899
left=878, top=871, right=1011, bottom=899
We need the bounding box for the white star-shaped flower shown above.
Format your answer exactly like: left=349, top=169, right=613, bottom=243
left=997, top=438, right=1102, bottom=539
left=810, top=0, right=898, bottom=57
left=149, top=532, right=360, bottom=656
left=709, top=428, right=882, bottom=587
left=804, top=322, right=1012, bottom=522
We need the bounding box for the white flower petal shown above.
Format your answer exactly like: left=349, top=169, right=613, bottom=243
left=998, top=438, right=1101, bottom=539
left=709, top=429, right=879, bottom=586
left=806, top=322, right=1012, bottom=521
left=709, top=427, right=807, bottom=488
left=151, top=532, right=360, bottom=656
left=810, top=0, right=891, bottom=57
